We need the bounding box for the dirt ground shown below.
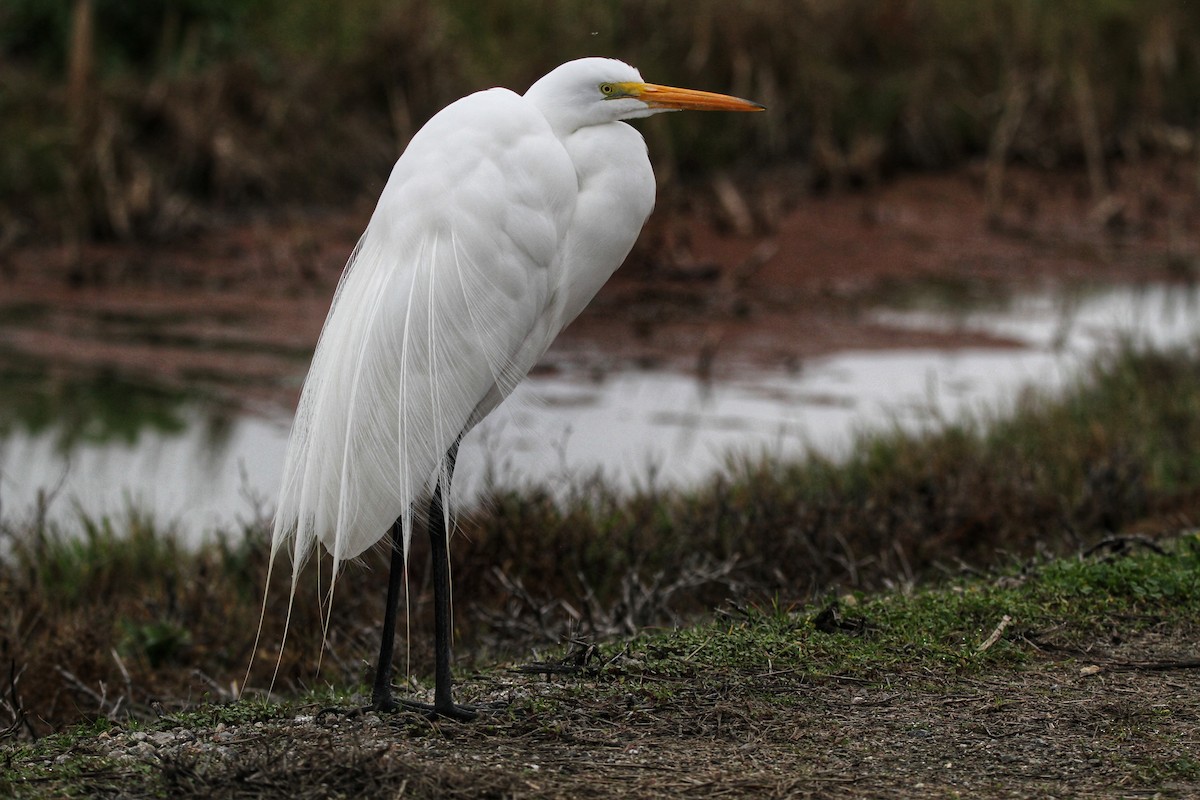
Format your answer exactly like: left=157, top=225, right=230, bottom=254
left=10, top=621, right=1198, bottom=800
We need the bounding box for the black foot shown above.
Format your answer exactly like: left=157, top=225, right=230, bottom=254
left=371, top=687, right=480, bottom=721
left=369, top=693, right=399, bottom=714
left=401, top=699, right=479, bottom=722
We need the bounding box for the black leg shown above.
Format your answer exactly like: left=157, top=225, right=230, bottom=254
left=372, top=441, right=475, bottom=720
left=370, top=519, right=405, bottom=712
left=418, top=440, right=475, bottom=720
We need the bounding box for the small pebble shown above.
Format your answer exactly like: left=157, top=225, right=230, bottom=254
left=130, top=742, right=157, bottom=759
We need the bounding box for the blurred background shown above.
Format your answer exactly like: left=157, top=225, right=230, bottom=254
left=6, top=0, right=1200, bottom=240
left=7, top=0, right=1200, bottom=525
left=5, top=0, right=1200, bottom=732
left=5, top=0, right=1200, bottom=530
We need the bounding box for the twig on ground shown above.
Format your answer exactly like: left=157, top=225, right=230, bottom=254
left=1106, top=659, right=1200, bottom=672
left=813, top=602, right=868, bottom=635
left=976, top=614, right=1013, bottom=654
left=1082, top=535, right=1168, bottom=559
left=2, top=659, right=35, bottom=741
left=192, top=669, right=237, bottom=702
left=111, top=648, right=133, bottom=704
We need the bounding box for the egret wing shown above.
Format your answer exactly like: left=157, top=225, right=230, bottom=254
left=273, top=88, right=578, bottom=569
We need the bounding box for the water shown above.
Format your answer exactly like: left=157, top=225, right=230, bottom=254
left=1, top=283, right=1197, bottom=541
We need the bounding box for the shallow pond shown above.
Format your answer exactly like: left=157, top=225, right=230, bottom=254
left=1, top=283, right=1197, bottom=541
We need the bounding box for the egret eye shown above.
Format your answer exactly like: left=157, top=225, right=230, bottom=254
left=599, top=83, right=615, bottom=96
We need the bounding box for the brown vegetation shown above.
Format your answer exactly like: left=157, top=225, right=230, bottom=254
left=7, top=1, right=1200, bottom=244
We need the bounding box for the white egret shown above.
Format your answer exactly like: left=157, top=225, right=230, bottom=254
left=270, top=57, right=764, bottom=719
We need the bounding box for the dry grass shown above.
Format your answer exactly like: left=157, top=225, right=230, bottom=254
left=7, top=1, right=1200, bottom=241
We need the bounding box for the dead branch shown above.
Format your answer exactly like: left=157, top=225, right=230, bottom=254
left=2, top=659, right=35, bottom=741
left=1082, top=535, right=1168, bottom=559
left=976, top=614, right=1013, bottom=654
left=55, top=665, right=126, bottom=720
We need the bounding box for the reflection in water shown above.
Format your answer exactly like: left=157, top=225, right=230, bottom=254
left=1, top=284, right=1197, bottom=541
left=0, top=359, right=249, bottom=534
left=1, top=411, right=284, bottom=535
left=0, top=357, right=199, bottom=449
left=457, top=284, right=1200, bottom=498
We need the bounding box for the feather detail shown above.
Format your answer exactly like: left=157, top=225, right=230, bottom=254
left=264, top=62, right=656, bottom=690
left=271, top=89, right=580, bottom=599
left=248, top=57, right=761, bottom=718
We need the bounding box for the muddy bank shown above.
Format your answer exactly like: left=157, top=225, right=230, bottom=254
left=3, top=162, right=1198, bottom=415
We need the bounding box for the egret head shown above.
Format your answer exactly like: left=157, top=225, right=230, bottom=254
left=525, top=57, right=765, bottom=134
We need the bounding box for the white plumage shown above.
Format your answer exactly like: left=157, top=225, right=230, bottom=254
left=266, top=57, right=763, bottom=717
left=274, top=59, right=658, bottom=571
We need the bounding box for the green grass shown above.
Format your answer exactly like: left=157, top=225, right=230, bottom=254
left=20, top=511, right=181, bottom=605
left=610, top=533, right=1200, bottom=688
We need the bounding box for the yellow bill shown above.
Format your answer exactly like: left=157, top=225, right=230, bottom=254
left=630, top=82, right=766, bottom=112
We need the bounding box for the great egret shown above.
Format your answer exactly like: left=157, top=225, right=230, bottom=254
left=270, top=57, right=764, bottom=719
